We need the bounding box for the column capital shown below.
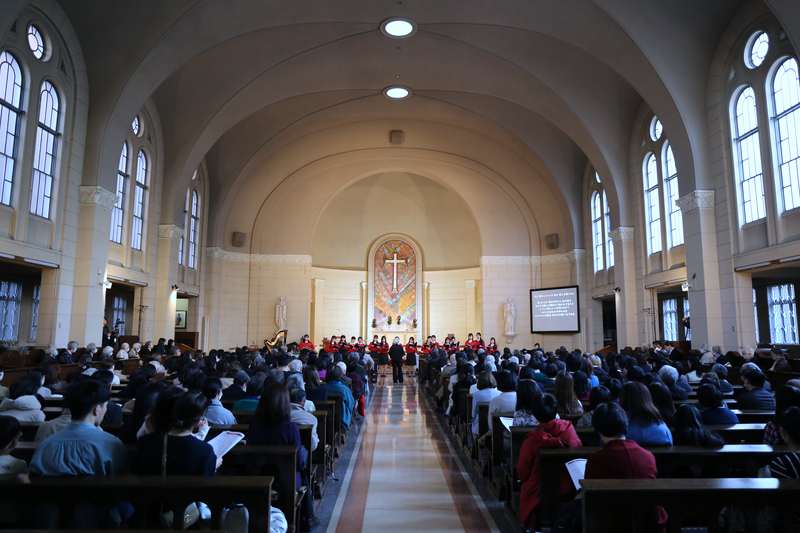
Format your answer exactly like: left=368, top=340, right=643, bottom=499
left=158, top=224, right=184, bottom=241
left=465, top=279, right=476, bottom=289
left=609, top=227, right=635, bottom=243
left=314, top=279, right=326, bottom=288
left=79, top=186, right=118, bottom=211
left=676, top=190, right=715, bottom=214
left=360, top=281, right=367, bottom=290
left=422, top=282, right=429, bottom=290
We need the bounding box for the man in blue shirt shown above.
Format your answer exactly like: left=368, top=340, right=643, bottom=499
left=320, top=366, right=355, bottom=429
left=30, top=379, right=130, bottom=476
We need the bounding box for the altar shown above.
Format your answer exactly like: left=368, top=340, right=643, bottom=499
left=372, top=330, right=420, bottom=344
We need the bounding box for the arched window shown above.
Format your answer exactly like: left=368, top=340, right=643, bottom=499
left=110, top=143, right=127, bottom=243
left=0, top=51, right=23, bottom=206
left=603, top=191, right=614, bottom=268
left=772, top=58, right=800, bottom=212
left=131, top=149, right=147, bottom=250
left=591, top=191, right=603, bottom=272
left=29, top=81, right=59, bottom=219
left=732, top=87, right=766, bottom=223
left=663, top=144, right=684, bottom=247
left=643, top=153, right=662, bottom=254
left=188, top=190, right=199, bottom=269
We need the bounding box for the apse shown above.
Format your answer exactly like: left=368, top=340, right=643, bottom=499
left=310, top=172, right=481, bottom=269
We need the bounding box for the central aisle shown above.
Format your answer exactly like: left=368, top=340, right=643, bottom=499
left=327, top=378, right=504, bottom=533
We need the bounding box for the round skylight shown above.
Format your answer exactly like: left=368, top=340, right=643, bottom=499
left=27, top=24, right=45, bottom=60
left=380, top=18, right=417, bottom=39
left=384, top=86, right=411, bottom=99
left=650, top=116, right=663, bottom=142
left=746, top=31, right=769, bottom=69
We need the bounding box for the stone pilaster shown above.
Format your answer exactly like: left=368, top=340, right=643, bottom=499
left=153, top=224, right=184, bottom=342
left=609, top=227, right=638, bottom=348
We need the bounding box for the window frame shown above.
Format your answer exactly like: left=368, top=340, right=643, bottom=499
left=188, top=189, right=199, bottom=269
left=770, top=57, right=800, bottom=214
left=110, top=142, right=128, bottom=244
left=0, top=50, right=24, bottom=208
left=591, top=191, right=604, bottom=272
left=29, top=79, right=60, bottom=220
left=131, top=148, right=148, bottom=251
left=643, top=152, right=663, bottom=255
left=662, top=143, right=684, bottom=248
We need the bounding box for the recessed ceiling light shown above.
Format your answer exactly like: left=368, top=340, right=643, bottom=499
left=380, top=18, right=417, bottom=38
left=384, top=86, right=411, bottom=99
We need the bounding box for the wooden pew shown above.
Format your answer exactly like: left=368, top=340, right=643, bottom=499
left=217, top=444, right=302, bottom=529
left=582, top=478, right=800, bottom=533
left=0, top=475, right=272, bottom=532
left=573, top=424, right=765, bottom=446
left=730, top=409, right=773, bottom=424
left=315, top=400, right=338, bottom=472
left=538, top=444, right=789, bottom=525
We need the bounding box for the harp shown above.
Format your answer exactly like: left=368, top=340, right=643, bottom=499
left=264, top=330, right=287, bottom=350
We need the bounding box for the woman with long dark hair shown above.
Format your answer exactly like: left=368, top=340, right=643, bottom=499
left=554, top=371, right=583, bottom=416
left=620, top=382, right=672, bottom=446
left=672, top=404, right=724, bottom=448
left=248, top=383, right=318, bottom=531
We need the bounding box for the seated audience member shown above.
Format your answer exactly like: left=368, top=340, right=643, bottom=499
left=770, top=347, right=792, bottom=372
left=319, top=366, right=355, bottom=429
left=711, top=363, right=733, bottom=393
left=42, top=360, right=68, bottom=393
left=620, top=382, right=672, bottom=446
left=697, top=383, right=739, bottom=426
left=540, top=363, right=558, bottom=390
left=488, top=370, right=518, bottom=433
left=554, top=371, right=583, bottom=416
left=59, top=341, right=78, bottom=364
left=0, top=415, right=26, bottom=476
left=304, top=366, right=328, bottom=403
left=345, top=361, right=363, bottom=403
left=572, top=370, right=591, bottom=402
left=577, top=386, right=613, bottom=427
left=92, top=370, right=123, bottom=423
left=221, top=370, right=250, bottom=402
left=30, top=380, right=130, bottom=475
left=0, top=378, right=44, bottom=422
left=513, top=380, right=543, bottom=427
left=472, top=371, right=501, bottom=436
left=115, top=343, right=130, bottom=360
left=764, top=385, right=800, bottom=445
left=248, top=383, right=319, bottom=531
left=202, top=377, right=237, bottom=426
left=672, top=404, right=724, bottom=448
left=115, top=369, right=147, bottom=399
left=740, top=362, right=772, bottom=391
left=136, top=390, right=220, bottom=475
left=119, top=382, right=164, bottom=444
left=450, top=362, right=475, bottom=416
left=658, top=365, right=688, bottom=400
left=585, top=403, right=668, bottom=533
left=647, top=382, right=675, bottom=427
left=232, top=381, right=264, bottom=411
left=289, top=387, right=319, bottom=451
left=518, top=394, right=582, bottom=531
left=737, top=369, right=776, bottom=410
left=685, top=356, right=704, bottom=383
left=770, top=406, right=800, bottom=479
left=97, top=359, right=121, bottom=385
left=0, top=415, right=27, bottom=525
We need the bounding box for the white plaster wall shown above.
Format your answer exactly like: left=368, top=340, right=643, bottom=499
left=210, top=257, right=250, bottom=349
left=321, top=280, right=362, bottom=340
left=247, top=262, right=312, bottom=347
left=427, top=278, right=469, bottom=343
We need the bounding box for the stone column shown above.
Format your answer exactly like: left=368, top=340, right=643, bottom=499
left=422, top=282, right=429, bottom=339
left=361, top=281, right=367, bottom=338
left=312, top=279, right=325, bottom=345
left=465, top=280, right=476, bottom=335
left=70, top=186, right=118, bottom=346
left=153, top=224, right=184, bottom=342
left=676, top=190, right=722, bottom=348
left=609, top=227, right=638, bottom=348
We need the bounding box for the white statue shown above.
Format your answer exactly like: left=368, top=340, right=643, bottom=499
left=275, top=296, right=287, bottom=331
left=503, top=297, right=516, bottom=334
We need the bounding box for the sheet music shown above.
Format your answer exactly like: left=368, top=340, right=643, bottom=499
left=207, top=431, right=244, bottom=457
left=565, top=458, right=587, bottom=489
left=500, top=417, right=514, bottom=433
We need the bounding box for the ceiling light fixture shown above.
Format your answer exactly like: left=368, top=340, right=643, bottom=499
left=383, top=86, right=411, bottom=99
left=380, top=18, right=417, bottom=38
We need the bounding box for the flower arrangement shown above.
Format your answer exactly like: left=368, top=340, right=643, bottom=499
left=387, top=315, right=393, bottom=326
left=397, top=315, right=402, bottom=325
left=371, top=318, right=377, bottom=329
left=412, top=318, right=417, bottom=329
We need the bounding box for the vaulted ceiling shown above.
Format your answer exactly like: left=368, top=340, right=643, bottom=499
left=30, top=0, right=781, bottom=249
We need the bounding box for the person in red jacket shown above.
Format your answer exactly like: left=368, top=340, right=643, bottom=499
left=405, top=337, right=418, bottom=377
left=422, top=336, right=433, bottom=355
left=356, top=337, right=366, bottom=352
left=298, top=335, right=314, bottom=352
left=348, top=336, right=358, bottom=353
left=485, top=337, right=498, bottom=354
left=378, top=335, right=390, bottom=377
left=584, top=403, right=668, bottom=533
left=430, top=335, right=440, bottom=350
left=475, top=332, right=486, bottom=352
left=518, top=394, right=582, bottom=531
left=465, top=333, right=477, bottom=351
left=326, top=335, right=339, bottom=352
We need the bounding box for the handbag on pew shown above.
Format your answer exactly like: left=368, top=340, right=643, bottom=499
left=159, top=433, right=201, bottom=529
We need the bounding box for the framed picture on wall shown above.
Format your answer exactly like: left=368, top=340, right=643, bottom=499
left=175, top=310, right=187, bottom=330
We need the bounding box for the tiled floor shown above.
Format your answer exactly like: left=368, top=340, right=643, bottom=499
left=324, top=376, right=513, bottom=533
